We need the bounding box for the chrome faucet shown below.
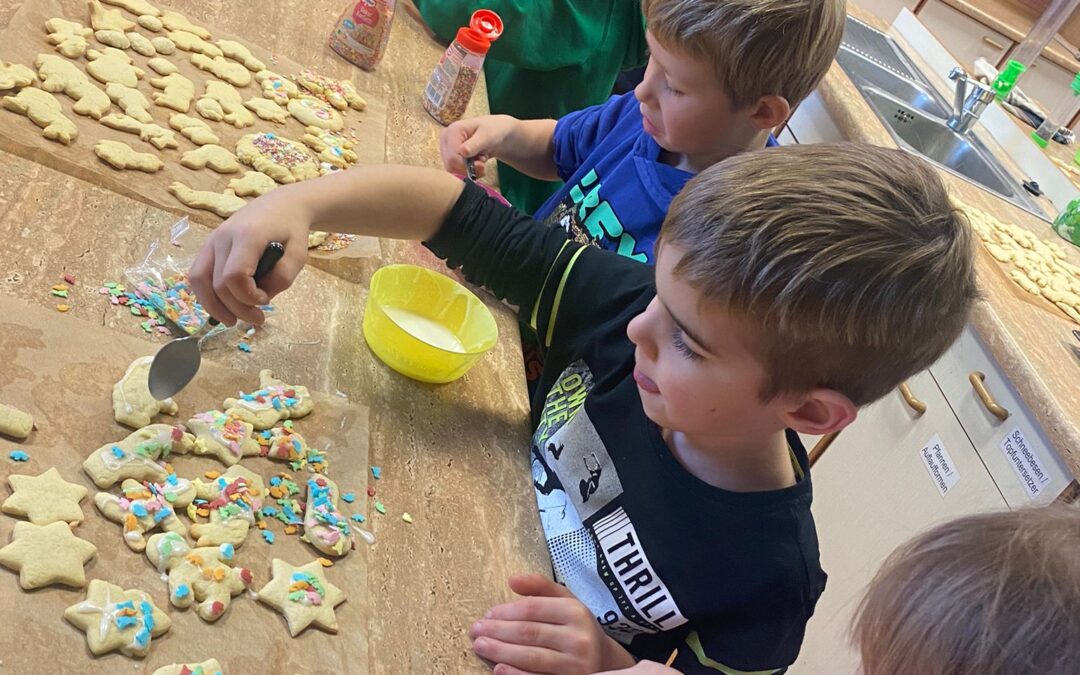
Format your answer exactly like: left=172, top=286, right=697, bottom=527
left=947, top=67, right=996, bottom=134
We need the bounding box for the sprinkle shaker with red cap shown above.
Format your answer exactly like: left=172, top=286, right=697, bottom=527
left=422, top=10, right=503, bottom=125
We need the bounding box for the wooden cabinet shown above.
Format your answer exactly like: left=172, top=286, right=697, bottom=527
left=919, top=0, right=1016, bottom=69
left=852, top=0, right=920, bottom=23
left=1019, top=56, right=1080, bottom=130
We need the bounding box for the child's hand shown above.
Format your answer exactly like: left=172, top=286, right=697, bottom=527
left=188, top=187, right=312, bottom=326
left=439, top=114, right=517, bottom=178
left=470, top=574, right=637, bottom=675
left=595, top=662, right=682, bottom=675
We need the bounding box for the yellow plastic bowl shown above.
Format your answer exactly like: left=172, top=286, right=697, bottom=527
left=363, top=264, right=499, bottom=383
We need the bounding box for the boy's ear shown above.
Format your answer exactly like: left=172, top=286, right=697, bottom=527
left=782, top=388, right=857, bottom=436
left=748, top=95, right=791, bottom=130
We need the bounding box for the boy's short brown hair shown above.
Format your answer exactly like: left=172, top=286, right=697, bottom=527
left=852, top=505, right=1080, bottom=674
left=644, top=0, right=846, bottom=109
left=659, top=143, right=978, bottom=407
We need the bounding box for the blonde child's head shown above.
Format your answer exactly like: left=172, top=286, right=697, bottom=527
left=853, top=505, right=1080, bottom=675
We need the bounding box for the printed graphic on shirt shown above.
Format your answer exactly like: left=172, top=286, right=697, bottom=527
left=533, top=361, right=687, bottom=645
left=547, top=169, right=650, bottom=263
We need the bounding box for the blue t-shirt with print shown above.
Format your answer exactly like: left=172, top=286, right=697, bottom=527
left=535, top=91, right=777, bottom=264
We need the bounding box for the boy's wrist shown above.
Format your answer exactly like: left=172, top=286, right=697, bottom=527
left=600, top=633, right=638, bottom=670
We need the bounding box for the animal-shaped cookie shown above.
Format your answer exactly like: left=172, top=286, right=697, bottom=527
left=228, top=171, right=277, bottom=198
left=101, top=0, right=162, bottom=17
left=44, top=18, right=92, bottom=59
left=0, top=521, right=97, bottom=589
left=35, top=53, right=111, bottom=119
left=235, top=133, right=320, bottom=185
left=294, top=70, right=367, bottom=112
left=168, top=113, right=218, bottom=145
left=255, top=69, right=297, bottom=104
left=95, top=474, right=196, bottom=551
left=168, top=183, right=246, bottom=218
left=287, top=95, right=343, bottom=131
left=256, top=559, right=346, bottom=636
left=200, top=80, right=253, bottom=128
left=2, top=467, right=87, bottom=525
left=105, top=82, right=152, bottom=122
left=150, top=72, right=195, bottom=112
left=302, top=475, right=354, bottom=557
left=223, top=369, right=314, bottom=429
left=86, top=47, right=145, bottom=88
left=181, top=144, right=240, bottom=173
left=101, top=113, right=179, bottom=150
left=302, top=127, right=359, bottom=169
left=167, top=30, right=220, bottom=57
left=88, top=0, right=137, bottom=32
left=187, top=410, right=259, bottom=466
left=2, top=87, right=78, bottom=144
left=146, top=533, right=253, bottom=622
left=190, top=53, right=250, bottom=87
left=243, top=97, right=288, bottom=124
left=83, top=424, right=195, bottom=488
left=95, top=139, right=164, bottom=173
left=0, top=60, right=35, bottom=90
left=65, top=579, right=172, bottom=657
left=152, top=660, right=226, bottom=675
left=113, top=355, right=179, bottom=428
left=216, top=40, right=264, bottom=72
left=160, top=10, right=211, bottom=39
left=189, top=466, right=265, bottom=547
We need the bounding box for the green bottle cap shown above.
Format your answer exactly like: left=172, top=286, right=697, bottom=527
left=1031, top=129, right=1050, bottom=148
left=992, top=60, right=1027, bottom=100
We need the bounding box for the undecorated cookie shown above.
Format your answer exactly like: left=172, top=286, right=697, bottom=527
left=303, top=127, right=359, bottom=169
left=94, top=29, right=130, bottom=49
left=160, top=10, right=211, bottom=39
left=255, top=69, right=297, bottom=104
left=95, top=476, right=195, bottom=551
left=150, top=36, right=175, bottom=55
left=169, top=113, right=218, bottom=145
left=223, top=369, right=314, bottom=429
left=101, top=113, right=178, bottom=149
left=65, top=579, right=172, bottom=657
left=95, top=139, right=164, bottom=173
left=0, top=402, right=33, bottom=439
left=187, top=410, right=259, bottom=466
left=189, top=465, right=265, bottom=547
left=295, top=70, right=367, bottom=112
left=190, top=53, right=251, bottom=87
left=181, top=144, right=240, bottom=173
left=114, top=355, right=178, bottom=428
left=82, top=424, right=195, bottom=489
left=150, top=72, right=195, bottom=112
left=194, top=96, right=224, bottom=122
left=167, top=30, right=220, bottom=57
left=200, top=80, right=253, bottom=127
left=86, top=47, right=145, bottom=88
left=138, top=14, right=164, bottom=32
left=106, top=82, right=152, bottom=122
left=35, top=53, right=111, bottom=119
left=288, top=95, right=343, bottom=131
left=0, top=521, right=97, bottom=589
left=89, top=0, right=137, bottom=32
left=302, top=475, right=354, bottom=557
left=101, top=0, right=161, bottom=17
left=216, top=39, right=264, bottom=72
left=2, top=87, right=78, bottom=144
left=228, top=171, right=277, bottom=197
left=146, top=533, right=253, bottom=622
left=127, top=31, right=157, bottom=57
left=308, top=231, right=329, bottom=248
left=147, top=56, right=177, bottom=75
left=244, top=96, right=287, bottom=124
left=152, top=660, right=226, bottom=675
left=44, top=18, right=92, bottom=59
left=2, top=467, right=87, bottom=525
left=168, top=182, right=246, bottom=218
left=256, top=559, right=346, bottom=636
left=236, top=132, right=320, bottom=185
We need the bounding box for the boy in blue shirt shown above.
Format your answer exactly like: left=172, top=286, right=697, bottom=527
left=439, top=0, right=846, bottom=263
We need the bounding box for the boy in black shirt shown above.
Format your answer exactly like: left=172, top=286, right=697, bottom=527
left=189, top=144, right=977, bottom=673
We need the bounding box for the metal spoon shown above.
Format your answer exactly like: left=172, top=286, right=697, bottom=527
left=148, top=242, right=284, bottom=400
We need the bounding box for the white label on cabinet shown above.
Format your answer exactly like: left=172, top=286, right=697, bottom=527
left=999, top=426, right=1051, bottom=500
left=919, top=434, right=960, bottom=496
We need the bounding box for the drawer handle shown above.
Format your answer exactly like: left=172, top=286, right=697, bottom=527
left=969, top=371, right=1010, bottom=421
left=898, top=382, right=927, bottom=415
left=982, top=36, right=1005, bottom=50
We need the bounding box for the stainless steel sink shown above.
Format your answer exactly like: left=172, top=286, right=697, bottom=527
left=841, top=16, right=924, bottom=83
left=836, top=47, right=947, bottom=118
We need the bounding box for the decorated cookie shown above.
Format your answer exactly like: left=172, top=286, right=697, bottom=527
left=256, top=558, right=346, bottom=636
left=235, top=133, right=320, bottom=185
left=35, top=53, right=111, bottom=119
left=0, top=521, right=97, bottom=589
left=101, top=0, right=162, bottom=17
left=181, top=144, right=240, bottom=174
left=95, top=474, right=196, bottom=551
left=168, top=183, right=246, bottom=218
left=65, top=578, right=172, bottom=658
left=244, top=97, right=288, bottom=124
left=0, top=402, right=33, bottom=439
left=287, top=95, right=343, bottom=131
left=150, top=36, right=176, bottom=55
left=255, top=69, right=298, bottom=105
left=128, top=32, right=157, bottom=57
left=188, top=410, right=259, bottom=465
left=189, top=465, right=265, bottom=547
left=302, top=126, right=359, bottom=169
left=160, top=10, right=211, bottom=39
left=89, top=0, right=137, bottom=32
left=113, top=356, right=179, bottom=429
left=94, top=29, right=130, bottom=49
left=150, top=72, right=195, bottom=112
left=0, top=61, right=35, bottom=90
left=95, top=139, right=164, bottom=173
left=44, top=18, right=92, bottom=59
left=105, top=82, right=152, bottom=122
left=169, top=113, right=218, bottom=145
left=101, top=113, right=179, bottom=150
left=302, top=475, right=354, bottom=557
left=167, top=30, right=221, bottom=57
left=147, top=533, right=253, bottom=622
left=216, top=39, right=264, bottom=72
left=86, top=47, right=145, bottom=88
left=83, top=424, right=195, bottom=489
left=294, top=70, right=367, bottom=112
left=190, top=53, right=251, bottom=87
left=200, top=80, right=254, bottom=128
left=138, top=14, right=164, bottom=31
left=1, top=87, right=77, bottom=144
left=2, top=467, right=87, bottom=525
left=228, top=171, right=277, bottom=198
left=147, top=57, right=178, bottom=75
left=152, top=660, right=225, bottom=675
left=223, top=369, right=314, bottom=429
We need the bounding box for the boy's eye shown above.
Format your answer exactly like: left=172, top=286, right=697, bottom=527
left=672, top=329, right=701, bottom=360
left=664, top=81, right=684, bottom=96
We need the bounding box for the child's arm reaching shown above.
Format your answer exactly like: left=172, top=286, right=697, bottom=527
left=439, top=115, right=558, bottom=181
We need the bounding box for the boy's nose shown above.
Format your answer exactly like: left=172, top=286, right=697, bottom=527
left=634, top=57, right=658, bottom=105
left=627, top=302, right=658, bottom=357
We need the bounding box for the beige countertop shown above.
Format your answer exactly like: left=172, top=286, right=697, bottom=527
left=822, top=6, right=1080, bottom=483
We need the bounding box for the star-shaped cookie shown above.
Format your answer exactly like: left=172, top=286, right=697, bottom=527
left=65, top=578, right=172, bottom=657
left=2, top=467, right=87, bottom=525
left=0, top=521, right=97, bottom=589
left=152, top=659, right=225, bottom=675
left=256, top=558, right=346, bottom=636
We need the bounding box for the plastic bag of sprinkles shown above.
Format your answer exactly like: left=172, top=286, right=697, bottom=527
left=122, top=217, right=273, bottom=336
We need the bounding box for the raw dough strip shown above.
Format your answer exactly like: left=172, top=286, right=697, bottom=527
left=0, top=402, right=33, bottom=439
left=169, top=182, right=246, bottom=218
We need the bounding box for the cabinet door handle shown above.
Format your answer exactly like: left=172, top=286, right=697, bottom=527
left=968, top=371, right=1010, bottom=421
left=982, top=36, right=1005, bottom=50
left=898, top=382, right=927, bottom=415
